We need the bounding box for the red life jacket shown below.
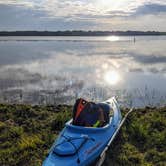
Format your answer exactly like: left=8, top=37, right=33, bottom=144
left=73, top=98, right=88, bottom=123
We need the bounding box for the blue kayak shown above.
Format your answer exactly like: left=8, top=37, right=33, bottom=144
left=43, top=97, right=122, bottom=166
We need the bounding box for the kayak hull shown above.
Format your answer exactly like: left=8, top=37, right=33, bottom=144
left=43, top=97, right=122, bottom=166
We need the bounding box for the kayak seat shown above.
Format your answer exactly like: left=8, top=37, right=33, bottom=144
left=72, top=98, right=110, bottom=127
left=97, top=103, right=110, bottom=124
left=53, top=137, right=87, bottom=156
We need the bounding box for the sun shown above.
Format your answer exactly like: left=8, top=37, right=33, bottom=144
left=104, top=70, right=120, bottom=85
left=96, top=0, right=127, bottom=11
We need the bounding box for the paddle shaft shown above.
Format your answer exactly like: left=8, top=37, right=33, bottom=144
left=96, top=108, right=134, bottom=166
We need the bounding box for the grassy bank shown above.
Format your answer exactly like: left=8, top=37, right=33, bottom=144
left=104, top=107, right=166, bottom=166
left=0, top=104, right=165, bottom=166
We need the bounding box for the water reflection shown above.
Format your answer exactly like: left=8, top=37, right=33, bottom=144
left=0, top=36, right=166, bottom=107
left=106, top=36, right=119, bottom=41
left=104, top=70, right=120, bottom=85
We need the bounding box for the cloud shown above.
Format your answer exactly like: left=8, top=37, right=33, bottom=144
left=0, top=3, right=97, bottom=30
left=0, top=1, right=166, bottom=31
left=0, top=4, right=48, bottom=30
left=133, top=3, right=166, bottom=16
left=0, top=0, right=34, bottom=7
left=133, top=55, right=166, bottom=64
left=108, top=52, right=166, bottom=65
left=0, top=68, right=42, bottom=90
left=0, top=39, right=53, bottom=66
left=106, top=3, right=166, bottom=18
left=148, top=68, right=159, bottom=73
left=129, top=68, right=144, bottom=73
left=161, top=67, right=166, bottom=73
left=1, top=1, right=166, bottom=18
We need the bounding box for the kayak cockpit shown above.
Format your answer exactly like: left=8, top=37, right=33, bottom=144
left=65, top=117, right=113, bottom=132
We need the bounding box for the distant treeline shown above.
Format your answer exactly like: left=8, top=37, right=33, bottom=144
left=0, top=31, right=166, bottom=36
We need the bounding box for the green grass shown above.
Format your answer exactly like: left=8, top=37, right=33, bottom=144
left=104, top=107, right=166, bottom=166
left=0, top=104, right=165, bottom=166
left=0, top=104, right=72, bottom=166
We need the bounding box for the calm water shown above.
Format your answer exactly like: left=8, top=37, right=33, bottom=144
left=0, top=36, right=166, bottom=107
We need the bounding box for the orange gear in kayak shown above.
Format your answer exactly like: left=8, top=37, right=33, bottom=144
left=75, top=99, right=88, bottom=121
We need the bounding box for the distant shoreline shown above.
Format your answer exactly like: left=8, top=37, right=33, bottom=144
left=0, top=31, right=166, bottom=36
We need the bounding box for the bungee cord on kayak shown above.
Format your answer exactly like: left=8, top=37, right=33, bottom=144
left=53, top=134, right=95, bottom=164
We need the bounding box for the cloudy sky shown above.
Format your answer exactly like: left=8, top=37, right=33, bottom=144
left=0, top=0, right=166, bottom=31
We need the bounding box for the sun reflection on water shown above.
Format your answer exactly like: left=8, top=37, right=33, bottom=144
left=104, top=70, right=120, bottom=85
left=106, top=36, right=119, bottom=41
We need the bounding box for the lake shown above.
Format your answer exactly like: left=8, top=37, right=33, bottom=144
left=0, top=36, right=166, bottom=107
